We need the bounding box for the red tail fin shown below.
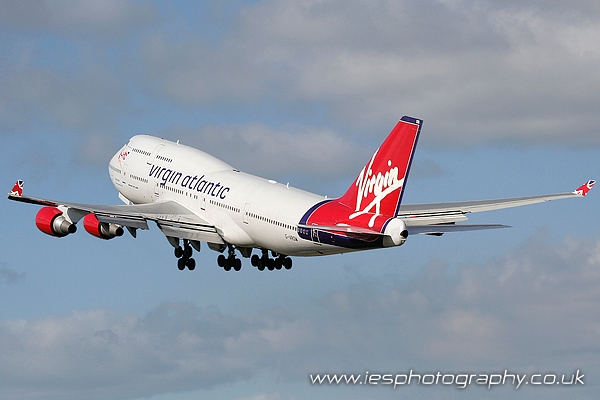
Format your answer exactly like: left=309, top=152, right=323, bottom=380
left=300, top=117, right=422, bottom=232
left=339, top=116, right=421, bottom=223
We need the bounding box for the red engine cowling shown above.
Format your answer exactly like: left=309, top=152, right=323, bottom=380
left=83, top=213, right=124, bottom=240
left=35, top=207, right=77, bottom=237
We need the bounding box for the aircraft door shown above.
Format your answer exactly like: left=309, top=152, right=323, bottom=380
left=243, top=203, right=250, bottom=224
left=148, top=144, right=165, bottom=165
left=148, top=144, right=164, bottom=202
left=311, top=228, right=319, bottom=243
left=153, top=179, right=160, bottom=200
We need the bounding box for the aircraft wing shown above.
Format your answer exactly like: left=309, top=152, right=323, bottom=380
left=398, top=180, right=595, bottom=233
left=7, top=182, right=224, bottom=244
left=301, top=181, right=594, bottom=239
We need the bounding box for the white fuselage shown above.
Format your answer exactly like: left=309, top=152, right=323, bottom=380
left=108, top=135, right=339, bottom=256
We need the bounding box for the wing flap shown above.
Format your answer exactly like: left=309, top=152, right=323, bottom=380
left=157, top=221, right=224, bottom=244
left=96, top=215, right=149, bottom=230
left=402, top=211, right=469, bottom=226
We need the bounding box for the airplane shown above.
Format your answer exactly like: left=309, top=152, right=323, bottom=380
left=7, top=116, right=595, bottom=272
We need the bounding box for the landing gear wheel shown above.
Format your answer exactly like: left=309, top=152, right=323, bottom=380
left=174, top=246, right=183, bottom=258
left=177, top=258, right=186, bottom=271
left=258, top=263, right=265, bottom=271
left=275, top=257, right=283, bottom=270
left=283, top=257, right=292, bottom=270
left=224, top=256, right=236, bottom=272
left=187, top=258, right=196, bottom=270
left=234, top=258, right=242, bottom=271
left=267, top=258, right=275, bottom=271
left=217, top=254, right=226, bottom=268
left=184, top=246, right=193, bottom=258
left=251, top=254, right=260, bottom=267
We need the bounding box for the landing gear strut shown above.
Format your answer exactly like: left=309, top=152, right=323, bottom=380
left=251, top=249, right=292, bottom=271
left=217, top=245, right=242, bottom=271
left=174, top=239, right=196, bottom=271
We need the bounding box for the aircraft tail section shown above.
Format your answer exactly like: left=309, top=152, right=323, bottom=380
left=299, top=117, right=422, bottom=241
left=338, top=116, right=422, bottom=223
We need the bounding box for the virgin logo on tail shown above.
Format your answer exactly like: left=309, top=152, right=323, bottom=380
left=338, top=117, right=421, bottom=229
left=302, top=117, right=422, bottom=233
left=349, top=151, right=405, bottom=227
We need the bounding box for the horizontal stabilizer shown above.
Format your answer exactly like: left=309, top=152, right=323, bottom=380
left=408, top=223, right=509, bottom=235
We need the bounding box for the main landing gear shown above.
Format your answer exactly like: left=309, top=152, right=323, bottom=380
left=168, top=238, right=293, bottom=272
left=173, top=238, right=196, bottom=271
left=217, top=245, right=242, bottom=271
left=251, top=249, right=292, bottom=271
left=214, top=247, right=293, bottom=272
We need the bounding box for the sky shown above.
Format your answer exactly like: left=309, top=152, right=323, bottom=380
left=0, top=0, right=599, bottom=399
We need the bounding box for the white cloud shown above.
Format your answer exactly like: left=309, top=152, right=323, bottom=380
left=3, top=0, right=600, bottom=156
left=0, top=0, right=157, bottom=37
left=139, top=0, right=600, bottom=146
left=0, top=304, right=294, bottom=399
left=2, top=233, right=600, bottom=399
left=0, top=1, right=155, bottom=138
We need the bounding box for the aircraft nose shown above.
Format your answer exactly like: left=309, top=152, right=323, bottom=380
left=109, top=151, right=119, bottom=169
left=108, top=146, right=127, bottom=177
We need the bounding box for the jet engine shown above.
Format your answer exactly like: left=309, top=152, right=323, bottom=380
left=382, top=218, right=408, bottom=247
left=83, top=213, right=124, bottom=240
left=35, top=206, right=77, bottom=237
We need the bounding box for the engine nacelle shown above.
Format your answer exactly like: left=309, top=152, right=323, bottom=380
left=35, top=206, right=77, bottom=237
left=382, top=218, right=408, bottom=247
left=83, top=213, right=124, bottom=240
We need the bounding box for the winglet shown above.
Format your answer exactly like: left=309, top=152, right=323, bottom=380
left=8, top=180, right=24, bottom=197
left=573, top=180, right=595, bottom=197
